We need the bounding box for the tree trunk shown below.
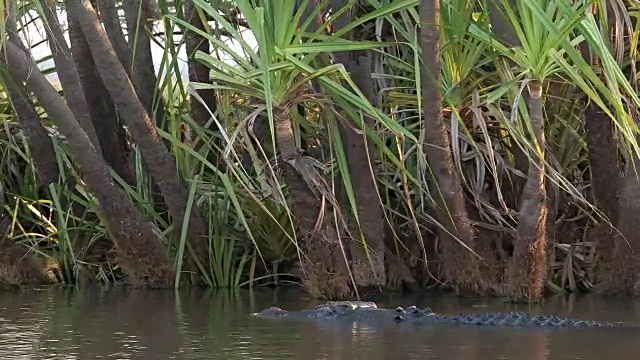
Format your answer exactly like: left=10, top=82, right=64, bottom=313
left=122, top=0, right=167, bottom=127
left=3, top=4, right=59, bottom=188
left=120, top=0, right=174, bottom=212
left=66, top=0, right=133, bottom=272
left=585, top=104, right=621, bottom=286
left=40, top=0, right=102, bottom=154
left=329, top=0, right=386, bottom=291
left=582, top=95, right=621, bottom=290
left=96, top=0, right=133, bottom=74
left=183, top=0, right=219, bottom=166
left=504, top=80, right=548, bottom=302
left=3, top=79, right=60, bottom=187
left=67, top=12, right=136, bottom=186
left=578, top=9, right=623, bottom=287
left=2, top=39, right=174, bottom=288
left=486, top=0, right=519, bottom=47
left=67, top=0, right=213, bottom=283
left=274, top=105, right=354, bottom=299
left=336, top=54, right=387, bottom=290
left=607, top=156, right=640, bottom=295
left=184, top=0, right=217, bottom=129
left=419, top=0, right=487, bottom=294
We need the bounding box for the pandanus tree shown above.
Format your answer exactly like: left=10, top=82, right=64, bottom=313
left=469, top=0, right=598, bottom=301
left=170, top=0, right=420, bottom=298
left=0, top=0, right=223, bottom=287
left=4, top=0, right=640, bottom=299
left=65, top=0, right=217, bottom=286
left=468, top=0, right=640, bottom=300
left=2, top=31, right=176, bottom=288
left=419, top=0, right=493, bottom=295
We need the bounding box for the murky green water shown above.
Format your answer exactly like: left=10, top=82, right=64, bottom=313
left=0, top=286, right=639, bottom=359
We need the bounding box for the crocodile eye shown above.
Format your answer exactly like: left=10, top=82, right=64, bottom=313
left=405, top=306, right=423, bottom=315
left=315, top=305, right=337, bottom=314
left=257, top=307, right=287, bottom=317
left=364, top=302, right=377, bottom=308
left=394, top=315, right=405, bottom=322
left=395, top=306, right=405, bottom=314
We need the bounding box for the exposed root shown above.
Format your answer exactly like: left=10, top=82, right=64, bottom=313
left=384, top=247, right=420, bottom=292
left=298, top=232, right=353, bottom=300
left=104, top=215, right=175, bottom=289
left=74, top=236, right=119, bottom=283
left=0, top=219, right=52, bottom=290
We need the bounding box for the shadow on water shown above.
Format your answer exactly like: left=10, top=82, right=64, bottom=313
left=0, top=286, right=639, bottom=359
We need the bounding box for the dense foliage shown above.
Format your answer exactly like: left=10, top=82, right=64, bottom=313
left=0, top=0, right=639, bottom=301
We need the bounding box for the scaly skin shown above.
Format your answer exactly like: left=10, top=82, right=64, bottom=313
left=253, top=301, right=640, bottom=329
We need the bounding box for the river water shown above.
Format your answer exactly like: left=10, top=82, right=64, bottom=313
left=0, top=286, right=639, bottom=359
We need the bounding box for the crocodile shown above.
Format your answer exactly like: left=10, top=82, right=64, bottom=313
left=253, top=301, right=640, bottom=329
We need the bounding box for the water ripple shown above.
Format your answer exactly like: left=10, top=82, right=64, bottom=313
left=0, top=289, right=640, bottom=359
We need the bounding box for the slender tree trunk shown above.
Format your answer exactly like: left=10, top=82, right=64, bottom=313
left=236, top=0, right=355, bottom=298
left=329, top=0, right=386, bottom=291
left=120, top=0, right=174, bottom=213
left=3, top=4, right=59, bottom=188
left=504, top=80, right=548, bottom=302
left=96, top=0, right=133, bottom=74
left=585, top=105, right=621, bottom=285
left=122, top=0, right=167, bottom=127
left=337, top=53, right=387, bottom=290
left=578, top=42, right=622, bottom=287
left=419, top=0, right=487, bottom=294
left=486, top=0, right=519, bottom=47
left=40, top=0, right=102, bottom=154
left=183, top=0, right=219, bottom=167
left=184, top=0, right=217, bottom=129
left=608, top=156, right=640, bottom=295
left=67, top=0, right=212, bottom=283
left=65, top=1, right=134, bottom=275
left=67, top=12, right=135, bottom=186
left=3, top=79, right=60, bottom=187
left=2, top=39, right=174, bottom=288
left=93, top=0, right=168, bottom=213
left=274, top=105, right=354, bottom=299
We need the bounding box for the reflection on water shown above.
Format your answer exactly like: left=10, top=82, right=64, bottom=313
left=0, top=286, right=639, bottom=359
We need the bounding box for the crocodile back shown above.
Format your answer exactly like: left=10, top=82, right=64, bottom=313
left=428, top=312, right=640, bottom=328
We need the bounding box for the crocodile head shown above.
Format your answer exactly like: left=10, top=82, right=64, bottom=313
left=393, top=306, right=436, bottom=322
left=254, top=306, right=289, bottom=318
left=322, top=301, right=378, bottom=310
left=253, top=301, right=379, bottom=319
left=311, top=301, right=378, bottom=318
